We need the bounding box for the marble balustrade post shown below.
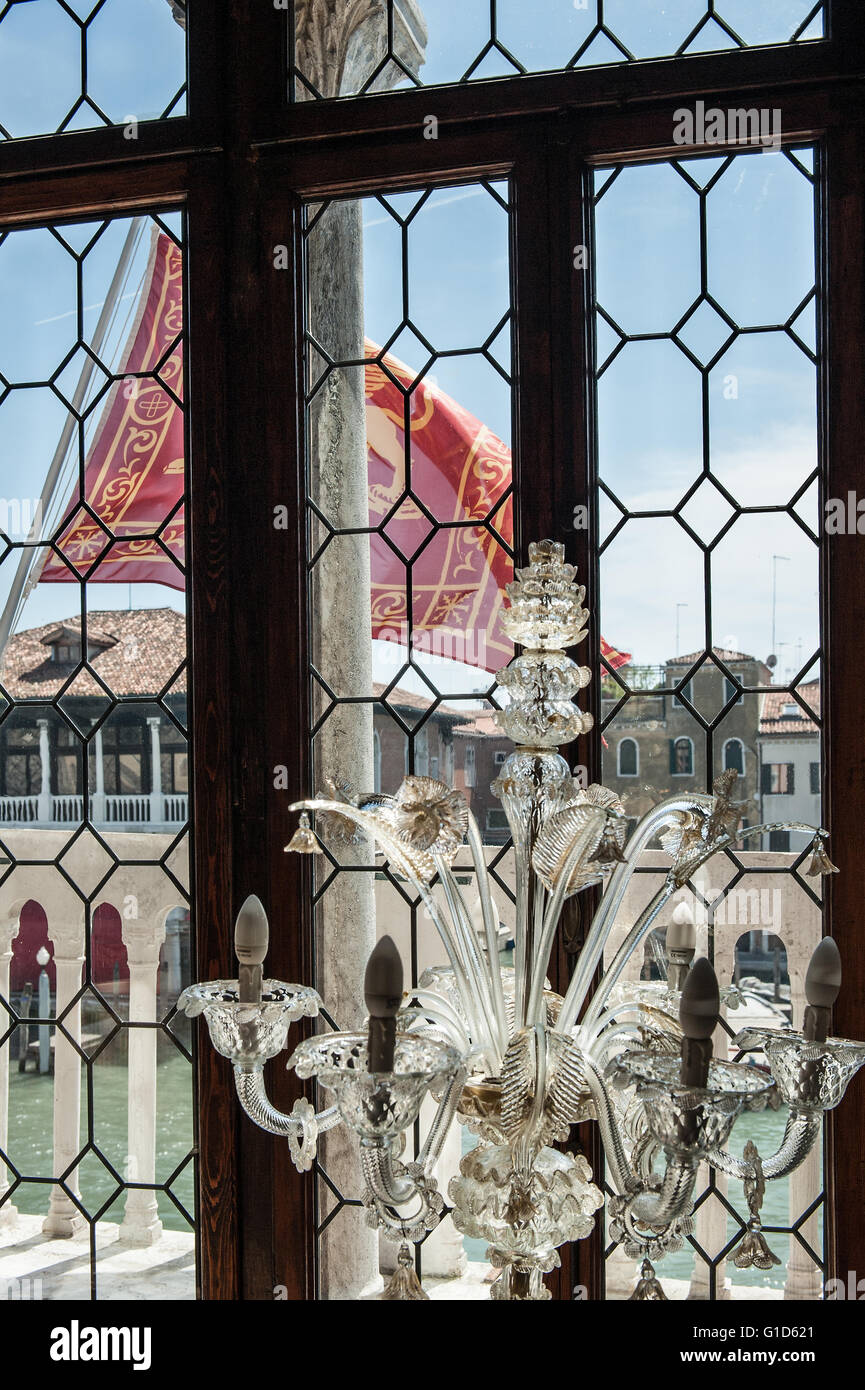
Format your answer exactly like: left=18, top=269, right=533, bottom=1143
left=0, top=915, right=19, bottom=1229
left=119, top=914, right=167, bottom=1246
left=147, top=718, right=163, bottom=826
left=43, top=919, right=85, bottom=1237
left=37, top=719, right=52, bottom=824
left=91, top=721, right=106, bottom=824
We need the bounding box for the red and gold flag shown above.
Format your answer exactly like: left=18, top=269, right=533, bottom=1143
left=38, top=230, right=185, bottom=589
left=36, top=239, right=631, bottom=677
left=365, top=342, right=513, bottom=671
left=365, top=342, right=631, bottom=675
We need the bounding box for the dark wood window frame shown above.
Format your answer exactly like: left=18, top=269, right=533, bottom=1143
left=1, top=3, right=862, bottom=1301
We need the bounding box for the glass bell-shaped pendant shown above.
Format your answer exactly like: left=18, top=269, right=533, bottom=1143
left=381, top=1244, right=429, bottom=1301
left=805, top=835, right=839, bottom=877
left=285, top=812, right=322, bottom=855
left=630, top=1259, right=667, bottom=1301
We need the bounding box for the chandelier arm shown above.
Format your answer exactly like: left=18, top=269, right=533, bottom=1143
left=589, top=1020, right=652, bottom=1067
left=581, top=881, right=679, bottom=1031
left=706, top=1109, right=822, bottom=1182
left=525, top=813, right=609, bottom=1029
left=466, top=810, right=510, bottom=1049
left=436, top=859, right=502, bottom=1070
left=417, top=1066, right=468, bottom=1171
left=584, top=1001, right=677, bottom=1050
left=555, top=795, right=714, bottom=1036
left=581, top=816, right=827, bottom=1036
left=526, top=874, right=545, bottom=1027
left=629, top=1157, right=699, bottom=1227
left=581, top=1054, right=639, bottom=1195
left=403, top=995, right=472, bottom=1051
left=361, top=1141, right=423, bottom=1206
left=288, top=800, right=482, bottom=1029
left=513, top=1024, right=548, bottom=1173
left=234, top=1067, right=341, bottom=1136
left=399, top=1007, right=471, bottom=1056
left=512, top=840, right=530, bottom=1033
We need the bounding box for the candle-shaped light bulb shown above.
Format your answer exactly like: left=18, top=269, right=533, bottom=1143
left=364, top=934, right=403, bottom=1073
left=803, top=937, right=841, bottom=1043
left=679, top=956, right=720, bottom=1088
left=666, top=901, right=696, bottom=991
left=235, top=894, right=269, bottom=1002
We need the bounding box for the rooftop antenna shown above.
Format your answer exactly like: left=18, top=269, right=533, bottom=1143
left=676, top=602, right=688, bottom=657
left=771, top=555, right=790, bottom=660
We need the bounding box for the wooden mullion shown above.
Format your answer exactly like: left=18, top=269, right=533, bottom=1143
left=187, top=158, right=240, bottom=1302
left=0, top=158, right=200, bottom=226
left=259, top=37, right=859, bottom=148
left=823, top=109, right=865, bottom=1292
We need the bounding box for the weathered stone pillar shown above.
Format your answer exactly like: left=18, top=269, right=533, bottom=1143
left=0, top=914, right=19, bottom=1229
left=164, top=913, right=184, bottom=1001
left=37, top=719, right=51, bottom=824
left=43, top=920, right=85, bottom=1237
left=147, top=717, right=163, bottom=826
left=91, top=721, right=106, bottom=824
left=299, top=0, right=426, bottom=1302
left=119, top=915, right=167, bottom=1246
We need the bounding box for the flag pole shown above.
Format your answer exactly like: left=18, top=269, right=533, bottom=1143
left=0, top=216, right=147, bottom=659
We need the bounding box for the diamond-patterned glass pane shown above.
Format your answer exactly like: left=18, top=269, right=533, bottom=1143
left=594, top=147, right=825, bottom=1301
left=290, top=1, right=826, bottom=100
left=0, top=0, right=187, bottom=141
left=303, top=180, right=515, bottom=1297
left=0, top=211, right=195, bottom=1301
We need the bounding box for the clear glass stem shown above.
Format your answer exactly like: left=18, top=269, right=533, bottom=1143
left=555, top=795, right=712, bottom=1035
left=707, top=1109, right=822, bottom=1181
left=466, top=811, right=509, bottom=1050
left=630, top=1157, right=699, bottom=1226
left=418, top=1066, right=467, bottom=1171
left=234, top=1066, right=340, bottom=1136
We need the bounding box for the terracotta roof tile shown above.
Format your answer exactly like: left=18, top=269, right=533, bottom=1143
left=759, top=681, right=820, bottom=736
left=1, top=609, right=187, bottom=700
left=372, top=683, right=474, bottom=722
left=667, top=647, right=756, bottom=665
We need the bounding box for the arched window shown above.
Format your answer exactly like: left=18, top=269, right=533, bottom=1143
left=723, top=738, right=744, bottom=775
left=670, top=737, right=694, bottom=777
left=617, top=737, right=638, bottom=777
left=464, top=743, right=476, bottom=789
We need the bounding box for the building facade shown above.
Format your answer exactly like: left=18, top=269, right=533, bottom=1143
left=601, top=648, right=773, bottom=830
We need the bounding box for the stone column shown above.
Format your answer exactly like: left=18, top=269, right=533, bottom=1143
left=0, top=915, right=19, bottom=1230
left=91, top=721, right=106, bottom=824
left=119, top=915, right=167, bottom=1246
left=147, top=718, right=163, bottom=826
left=43, top=919, right=85, bottom=1237
left=299, top=0, right=426, bottom=1303
left=37, top=719, right=51, bottom=824
left=163, top=913, right=183, bottom=1001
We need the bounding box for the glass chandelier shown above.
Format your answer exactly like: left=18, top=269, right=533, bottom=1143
left=181, top=541, right=864, bottom=1301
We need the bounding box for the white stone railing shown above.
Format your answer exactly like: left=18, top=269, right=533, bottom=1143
left=103, top=794, right=151, bottom=824
left=0, top=796, right=39, bottom=824
left=51, top=795, right=83, bottom=823
left=0, top=793, right=188, bottom=829
left=162, top=794, right=188, bottom=823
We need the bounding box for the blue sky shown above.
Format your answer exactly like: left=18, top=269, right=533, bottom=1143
left=0, top=2, right=823, bottom=692
left=0, top=0, right=185, bottom=138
